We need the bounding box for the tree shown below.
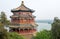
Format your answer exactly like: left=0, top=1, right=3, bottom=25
left=0, top=11, right=10, bottom=25
left=0, top=11, right=10, bottom=39
left=8, top=32, right=24, bottom=39
left=0, top=11, right=7, bottom=25
left=51, top=17, right=60, bottom=39
left=34, top=30, right=51, bottom=39
left=0, top=22, right=9, bottom=39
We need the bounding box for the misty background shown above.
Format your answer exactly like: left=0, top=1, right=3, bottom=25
left=0, top=0, right=60, bottom=20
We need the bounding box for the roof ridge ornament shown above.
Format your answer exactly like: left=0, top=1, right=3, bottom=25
left=21, top=1, right=24, bottom=6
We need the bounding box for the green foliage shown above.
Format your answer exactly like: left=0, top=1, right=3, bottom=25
left=0, top=11, right=7, bottom=25
left=0, top=22, right=9, bottom=39
left=51, top=17, right=60, bottom=39
left=8, top=32, right=24, bottom=39
left=0, top=11, right=10, bottom=25
left=0, top=12, right=10, bottom=39
left=34, top=30, right=51, bottom=39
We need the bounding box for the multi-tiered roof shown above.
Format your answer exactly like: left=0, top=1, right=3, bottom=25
left=11, top=1, right=34, bottom=13
left=10, top=1, right=38, bottom=28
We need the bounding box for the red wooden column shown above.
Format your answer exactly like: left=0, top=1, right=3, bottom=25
left=21, top=29, right=24, bottom=33
left=15, top=28, right=17, bottom=32
left=27, top=29, right=29, bottom=33
left=23, top=29, right=24, bottom=33
left=29, top=19, right=30, bottom=23
left=27, top=29, right=28, bottom=33
left=20, top=29, right=22, bottom=33
left=31, top=29, right=33, bottom=33
left=22, top=19, right=23, bottom=24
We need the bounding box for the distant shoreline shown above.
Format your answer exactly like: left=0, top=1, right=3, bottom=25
left=36, top=20, right=53, bottom=24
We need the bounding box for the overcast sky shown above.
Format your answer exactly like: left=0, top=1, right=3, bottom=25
left=0, top=0, right=60, bottom=20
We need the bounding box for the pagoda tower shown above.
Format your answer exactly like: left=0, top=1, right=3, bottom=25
left=10, top=1, right=38, bottom=39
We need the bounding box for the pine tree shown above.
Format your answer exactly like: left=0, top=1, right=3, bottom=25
left=0, top=11, right=10, bottom=25
left=51, top=17, right=60, bottom=39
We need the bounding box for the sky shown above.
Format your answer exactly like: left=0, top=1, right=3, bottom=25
left=0, top=0, right=60, bottom=20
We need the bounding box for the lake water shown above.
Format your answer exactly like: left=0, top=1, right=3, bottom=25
left=37, top=23, right=51, bottom=31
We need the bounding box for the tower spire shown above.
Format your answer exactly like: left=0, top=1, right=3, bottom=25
left=21, top=1, right=24, bottom=5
